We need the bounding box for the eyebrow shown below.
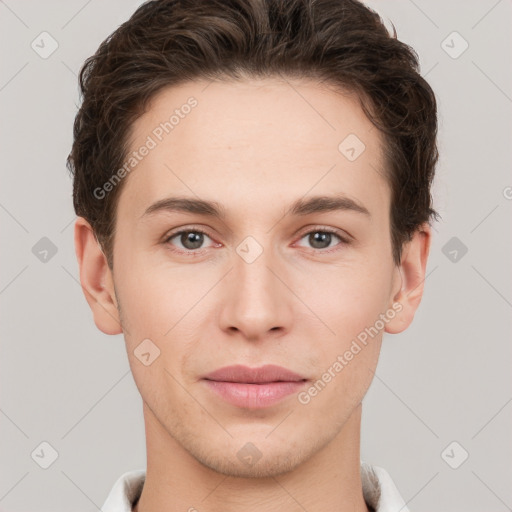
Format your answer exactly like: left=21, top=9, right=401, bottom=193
left=140, top=194, right=371, bottom=220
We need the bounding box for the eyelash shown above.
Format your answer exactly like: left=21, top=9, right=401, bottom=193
left=163, top=225, right=351, bottom=255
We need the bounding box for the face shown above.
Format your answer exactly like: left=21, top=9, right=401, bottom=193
left=93, top=77, right=409, bottom=477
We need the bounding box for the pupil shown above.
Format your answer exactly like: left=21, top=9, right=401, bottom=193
left=182, top=232, right=203, bottom=249
left=310, top=232, right=330, bottom=249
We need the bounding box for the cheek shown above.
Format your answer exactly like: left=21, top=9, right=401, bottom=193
left=292, top=259, right=391, bottom=400
left=116, top=263, right=199, bottom=409
left=116, top=250, right=210, bottom=333
left=296, top=258, right=393, bottom=340
left=115, top=261, right=213, bottom=378
left=295, top=268, right=387, bottom=414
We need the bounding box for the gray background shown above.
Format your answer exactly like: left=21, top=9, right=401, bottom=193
left=1, top=1, right=511, bottom=511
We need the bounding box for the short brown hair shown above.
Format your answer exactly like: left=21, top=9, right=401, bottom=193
left=67, top=0, right=439, bottom=269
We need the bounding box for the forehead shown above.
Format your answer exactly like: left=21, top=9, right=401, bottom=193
left=118, top=77, right=389, bottom=220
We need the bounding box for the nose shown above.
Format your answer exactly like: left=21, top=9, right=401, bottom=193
left=218, top=240, right=293, bottom=342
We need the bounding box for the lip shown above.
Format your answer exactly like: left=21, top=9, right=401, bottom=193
left=202, top=364, right=308, bottom=409
left=203, top=364, right=306, bottom=383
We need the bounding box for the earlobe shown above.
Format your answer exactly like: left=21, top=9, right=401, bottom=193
left=74, top=217, right=123, bottom=335
left=385, top=224, right=432, bottom=334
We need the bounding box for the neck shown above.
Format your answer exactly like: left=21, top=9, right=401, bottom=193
left=134, top=402, right=369, bottom=512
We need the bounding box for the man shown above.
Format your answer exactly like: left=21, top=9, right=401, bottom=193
left=68, top=0, right=438, bottom=510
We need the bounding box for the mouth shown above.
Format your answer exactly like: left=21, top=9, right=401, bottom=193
left=202, top=364, right=308, bottom=409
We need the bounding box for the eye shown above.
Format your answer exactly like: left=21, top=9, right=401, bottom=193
left=164, top=228, right=216, bottom=252
left=295, top=228, right=350, bottom=252
left=163, top=226, right=351, bottom=255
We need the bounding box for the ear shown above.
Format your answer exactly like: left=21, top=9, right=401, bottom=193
left=385, top=223, right=432, bottom=334
left=74, top=217, right=122, bottom=335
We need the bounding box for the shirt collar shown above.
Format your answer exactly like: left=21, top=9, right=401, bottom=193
left=101, top=461, right=409, bottom=512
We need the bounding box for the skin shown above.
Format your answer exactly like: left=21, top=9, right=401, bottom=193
left=74, top=77, right=431, bottom=512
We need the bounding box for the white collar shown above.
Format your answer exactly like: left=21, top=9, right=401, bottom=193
left=101, top=461, right=410, bottom=512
